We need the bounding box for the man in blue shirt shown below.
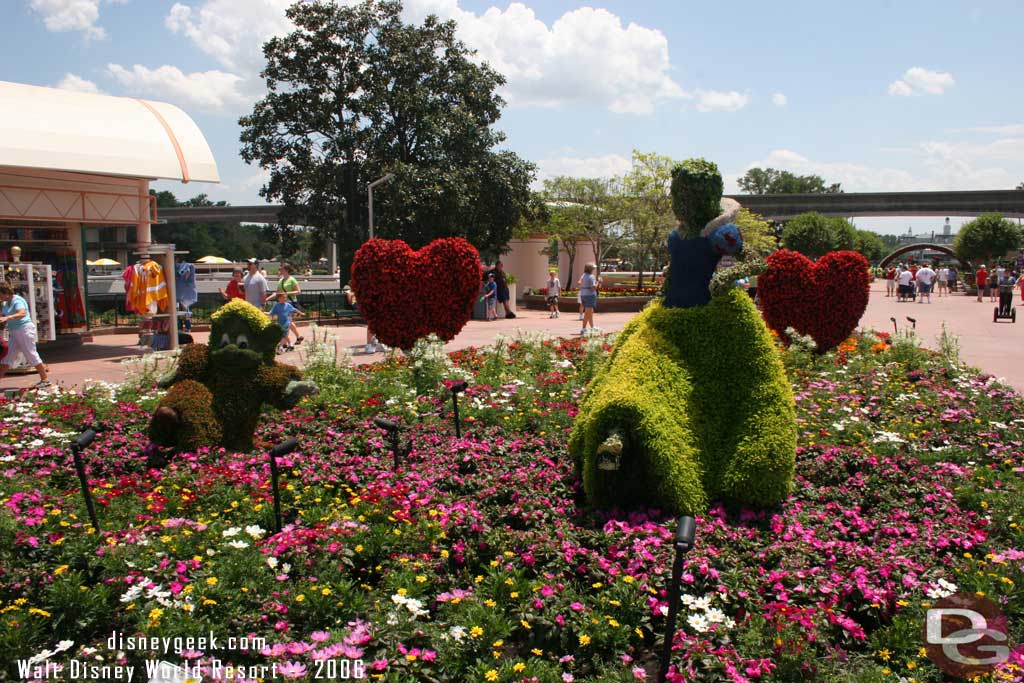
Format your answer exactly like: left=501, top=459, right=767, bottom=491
left=0, top=282, right=50, bottom=387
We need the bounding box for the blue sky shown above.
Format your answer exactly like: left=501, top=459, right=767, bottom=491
left=4, top=0, right=1023, bottom=235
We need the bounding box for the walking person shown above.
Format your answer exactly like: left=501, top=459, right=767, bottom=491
left=578, top=263, right=599, bottom=335
left=268, top=291, right=301, bottom=352
left=897, top=266, right=913, bottom=302
left=885, top=266, right=897, bottom=297
left=483, top=273, right=498, bottom=321
left=989, top=269, right=999, bottom=303
left=915, top=263, right=936, bottom=303
left=948, top=266, right=958, bottom=293
left=545, top=270, right=561, bottom=318
left=937, top=264, right=949, bottom=297
left=975, top=265, right=988, bottom=302
left=492, top=261, right=515, bottom=319
left=218, top=268, right=245, bottom=301
left=243, top=258, right=269, bottom=309
left=269, top=263, right=304, bottom=344
left=0, top=282, right=50, bottom=388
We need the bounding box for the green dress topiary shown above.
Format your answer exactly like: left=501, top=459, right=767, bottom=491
left=148, top=299, right=317, bottom=453
left=568, top=159, right=796, bottom=514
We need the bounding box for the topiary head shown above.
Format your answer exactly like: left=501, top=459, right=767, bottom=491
left=671, top=159, right=724, bottom=238
left=209, top=299, right=283, bottom=369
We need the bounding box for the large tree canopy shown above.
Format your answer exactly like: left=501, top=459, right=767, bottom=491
left=738, top=167, right=843, bottom=194
left=953, top=212, right=1022, bottom=264
left=781, top=212, right=856, bottom=259
left=239, top=0, right=535, bottom=274
left=854, top=229, right=887, bottom=263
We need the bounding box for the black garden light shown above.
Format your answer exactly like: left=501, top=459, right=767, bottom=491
left=658, top=515, right=697, bottom=683
left=448, top=380, right=468, bottom=438
left=373, top=416, right=404, bottom=470
left=70, top=428, right=101, bottom=533
left=906, top=316, right=917, bottom=330
left=267, top=437, right=299, bottom=533
left=890, top=316, right=898, bottom=335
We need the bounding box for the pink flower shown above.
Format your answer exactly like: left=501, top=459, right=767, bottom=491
left=277, top=662, right=307, bottom=679
left=310, top=630, right=330, bottom=642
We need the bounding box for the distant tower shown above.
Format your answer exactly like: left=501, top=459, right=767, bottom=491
left=943, top=217, right=951, bottom=237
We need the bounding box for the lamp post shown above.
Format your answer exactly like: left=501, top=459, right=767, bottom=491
left=367, top=173, right=395, bottom=240
left=890, top=317, right=898, bottom=335
left=658, top=515, right=697, bottom=683
left=268, top=438, right=299, bottom=533
left=70, top=428, right=100, bottom=533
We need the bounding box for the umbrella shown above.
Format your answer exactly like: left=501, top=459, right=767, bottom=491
left=91, top=258, right=121, bottom=266
left=197, top=255, right=232, bottom=264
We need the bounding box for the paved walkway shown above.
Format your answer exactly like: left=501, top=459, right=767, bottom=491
left=3, top=284, right=1022, bottom=393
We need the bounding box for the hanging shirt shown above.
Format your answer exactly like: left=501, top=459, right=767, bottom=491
left=129, top=261, right=169, bottom=314
left=122, top=266, right=137, bottom=313
left=175, top=262, right=198, bottom=307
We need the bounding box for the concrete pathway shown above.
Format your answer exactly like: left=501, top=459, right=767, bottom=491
left=3, top=285, right=1022, bottom=393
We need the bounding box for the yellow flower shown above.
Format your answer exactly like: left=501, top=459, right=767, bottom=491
left=579, top=634, right=591, bottom=646
left=531, top=649, right=542, bottom=656
left=321, top=588, right=331, bottom=596
left=355, top=545, right=364, bottom=553
left=485, top=670, right=498, bottom=682
left=513, top=663, right=525, bottom=673
left=510, top=592, right=519, bottom=599
left=470, top=626, right=484, bottom=639
left=29, top=608, right=52, bottom=618
left=54, top=565, right=69, bottom=576
left=877, top=649, right=891, bottom=662
left=492, top=640, right=504, bottom=648
left=521, top=620, right=532, bottom=630
left=206, top=577, right=218, bottom=586
left=148, top=608, right=164, bottom=621
left=484, top=599, right=497, bottom=608
left=397, top=588, right=408, bottom=596
left=416, top=575, right=427, bottom=583
left=296, top=594, right=305, bottom=602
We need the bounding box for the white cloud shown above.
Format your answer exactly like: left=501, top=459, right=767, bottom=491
left=29, top=0, right=114, bottom=39
left=535, top=154, right=633, bottom=186
left=771, top=92, right=787, bottom=107
left=403, top=1, right=687, bottom=114
left=55, top=73, right=102, bottom=94
left=106, top=63, right=248, bottom=113
left=955, top=123, right=1024, bottom=136
left=734, top=141, right=1023, bottom=194
left=694, top=90, right=749, bottom=113
left=888, top=67, right=954, bottom=96
left=165, top=0, right=293, bottom=74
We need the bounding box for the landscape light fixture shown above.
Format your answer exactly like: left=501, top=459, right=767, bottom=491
left=890, top=317, right=898, bottom=334
left=658, top=515, right=697, bottom=683
left=373, top=416, right=404, bottom=470
left=267, top=437, right=299, bottom=533
left=70, top=428, right=101, bottom=533
left=448, top=380, right=468, bottom=438
left=906, top=316, right=916, bottom=330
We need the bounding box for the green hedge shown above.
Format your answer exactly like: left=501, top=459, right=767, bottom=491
left=569, top=289, right=797, bottom=513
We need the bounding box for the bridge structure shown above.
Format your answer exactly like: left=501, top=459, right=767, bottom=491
left=156, top=189, right=1024, bottom=225
left=878, top=243, right=963, bottom=269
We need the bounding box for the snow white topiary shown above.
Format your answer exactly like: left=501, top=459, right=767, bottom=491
left=569, top=159, right=796, bottom=514
left=148, top=299, right=317, bottom=453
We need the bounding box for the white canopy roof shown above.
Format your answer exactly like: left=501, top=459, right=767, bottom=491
left=0, top=80, right=219, bottom=183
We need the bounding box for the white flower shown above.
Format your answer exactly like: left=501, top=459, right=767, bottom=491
left=227, top=540, right=249, bottom=549
left=691, top=596, right=712, bottom=611
left=266, top=557, right=279, bottom=569
left=449, top=626, right=467, bottom=641
left=686, top=613, right=709, bottom=633
left=221, top=526, right=242, bottom=538
left=245, top=525, right=265, bottom=539
left=705, top=608, right=727, bottom=623
left=55, top=640, right=74, bottom=652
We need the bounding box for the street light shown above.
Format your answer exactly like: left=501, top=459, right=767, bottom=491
left=368, top=173, right=395, bottom=240
left=658, top=515, right=697, bottom=683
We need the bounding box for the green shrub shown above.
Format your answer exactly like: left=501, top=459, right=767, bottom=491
left=149, top=379, right=222, bottom=450
left=670, top=159, right=723, bottom=237
left=569, top=288, right=796, bottom=513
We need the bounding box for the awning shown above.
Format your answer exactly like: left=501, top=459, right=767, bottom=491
left=0, top=80, right=219, bottom=183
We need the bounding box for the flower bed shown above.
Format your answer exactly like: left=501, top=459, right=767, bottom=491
left=2, top=330, right=1023, bottom=682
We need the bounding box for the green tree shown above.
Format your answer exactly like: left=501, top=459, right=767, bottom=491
left=736, top=208, right=778, bottom=259
left=542, top=177, right=613, bottom=285
left=738, top=167, right=842, bottom=194
left=854, top=229, right=887, bottom=263
left=781, top=212, right=856, bottom=259
left=953, top=212, right=1022, bottom=264
left=239, top=0, right=535, bottom=281
left=616, top=150, right=677, bottom=288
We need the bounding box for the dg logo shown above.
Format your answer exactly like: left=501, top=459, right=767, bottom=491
left=924, top=592, right=1011, bottom=678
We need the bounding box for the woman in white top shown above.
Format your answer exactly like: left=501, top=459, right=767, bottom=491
left=937, top=266, right=950, bottom=297
left=578, top=264, right=599, bottom=335
left=545, top=271, right=561, bottom=318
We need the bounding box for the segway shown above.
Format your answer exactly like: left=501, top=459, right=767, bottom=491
left=994, top=287, right=1016, bottom=323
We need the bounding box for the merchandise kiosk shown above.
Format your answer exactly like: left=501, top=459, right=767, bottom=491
left=0, top=80, right=220, bottom=349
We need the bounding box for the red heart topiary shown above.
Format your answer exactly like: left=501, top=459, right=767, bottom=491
left=758, top=249, right=871, bottom=352
left=351, top=237, right=482, bottom=350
